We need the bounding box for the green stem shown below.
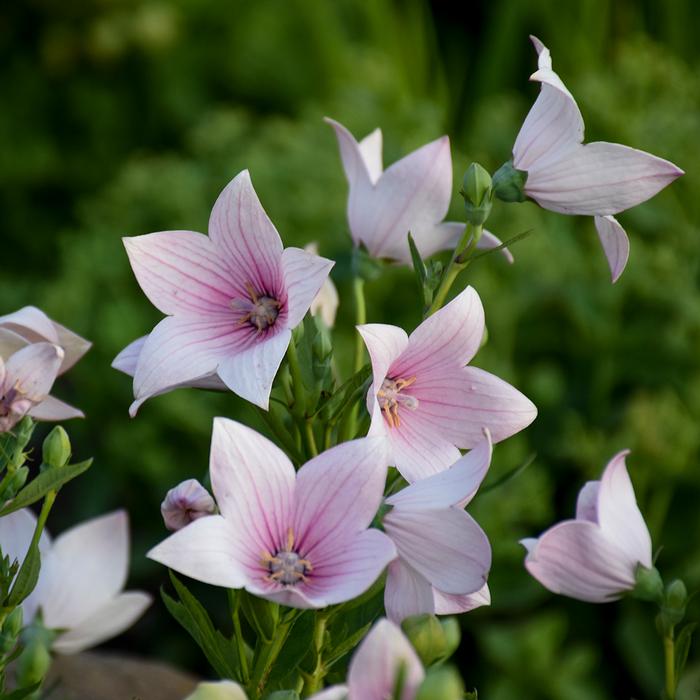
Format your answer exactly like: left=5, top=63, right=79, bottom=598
left=304, top=420, right=319, bottom=457
left=341, top=277, right=367, bottom=442
left=323, top=423, right=333, bottom=451
left=664, top=631, right=676, bottom=699
left=301, top=613, right=328, bottom=695
left=248, top=620, right=293, bottom=699
left=228, top=590, right=250, bottom=684
left=286, top=338, right=306, bottom=419
left=255, top=407, right=304, bottom=465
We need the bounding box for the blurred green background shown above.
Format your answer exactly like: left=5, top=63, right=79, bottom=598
left=2, top=0, right=700, bottom=697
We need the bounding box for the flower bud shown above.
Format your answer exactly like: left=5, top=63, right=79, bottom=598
left=460, top=163, right=493, bottom=225
left=415, top=666, right=465, bottom=700
left=184, top=681, right=248, bottom=700
left=439, top=617, right=461, bottom=660
left=42, top=426, right=71, bottom=468
left=3, top=606, right=23, bottom=638
left=161, top=479, right=216, bottom=531
left=492, top=160, right=528, bottom=203
left=631, top=565, right=664, bottom=603
left=15, top=638, right=52, bottom=689
left=401, top=614, right=447, bottom=667
left=657, top=579, right=688, bottom=635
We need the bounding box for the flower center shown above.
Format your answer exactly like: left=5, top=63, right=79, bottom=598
left=232, top=282, right=281, bottom=333
left=261, top=528, right=312, bottom=586
left=0, top=386, right=19, bottom=417
left=377, top=376, right=418, bottom=428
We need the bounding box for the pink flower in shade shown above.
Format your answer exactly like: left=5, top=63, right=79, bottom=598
left=0, top=343, right=81, bottom=432
left=521, top=450, right=653, bottom=603
left=305, top=243, right=339, bottom=327
left=161, top=479, right=217, bottom=531
left=510, top=36, right=683, bottom=282
left=382, top=434, right=493, bottom=622
left=358, top=285, right=537, bottom=481
left=310, top=618, right=425, bottom=700
left=0, top=509, right=151, bottom=654
left=116, top=170, right=334, bottom=414
left=148, top=419, right=396, bottom=609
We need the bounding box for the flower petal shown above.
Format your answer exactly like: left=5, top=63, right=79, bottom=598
left=433, top=582, right=491, bottom=615
left=522, top=519, right=636, bottom=602
left=51, top=320, right=91, bottom=373
left=0, top=307, right=59, bottom=344
left=147, top=514, right=249, bottom=589
left=358, top=127, right=383, bottom=184
left=51, top=591, right=152, bottom=654
left=596, top=450, right=652, bottom=569
left=112, top=336, right=146, bottom=376
left=0, top=328, right=29, bottom=359
left=384, top=559, right=435, bottom=623
left=185, top=681, right=249, bottom=700
left=384, top=508, right=490, bottom=595
left=308, top=687, right=348, bottom=700
left=281, top=247, right=334, bottom=329
left=436, top=223, right=515, bottom=264
left=208, top=170, right=284, bottom=296
left=6, top=343, right=63, bottom=400
left=28, top=396, right=84, bottom=421
left=575, top=481, right=600, bottom=523
left=216, top=329, right=291, bottom=410
left=594, top=215, right=630, bottom=283
left=123, top=231, right=237, bottom=315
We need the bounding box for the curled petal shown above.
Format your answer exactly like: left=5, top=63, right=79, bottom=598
left=28, top=396, right=84, bottom=421
left=112, top=336, right=147, bottom=377
left=161, top=479, right=216, bottom=531
left=594, top=215, right=630, bottom=283
left=6, top=343, right=63, bottom=401
left=433, top=582, right=491, bottom=615
left=358, top=127, right=383, bottom=184
left=575, top=481, right=600, bottom=523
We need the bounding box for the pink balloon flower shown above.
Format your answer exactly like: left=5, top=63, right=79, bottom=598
left=161, top=478, right=217, bottom=532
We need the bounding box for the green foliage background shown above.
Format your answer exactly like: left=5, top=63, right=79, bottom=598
left=2, top=0, right=699, bottom=697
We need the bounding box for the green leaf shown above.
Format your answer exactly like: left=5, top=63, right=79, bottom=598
left=239, top=590, right=279, bottom=643
left=7, top=541, right=41, bottom=607
left=2, top=681, right=42, bottom=699
left=674, top=622, right=696, bottom=682
left=479, top=453, right=536, bottom=495
left=318, top=365, right=371, bottom=423
left=265, top=691, right=301, bottom=700
left=267, top=611, right=315, bottom=685
left=324, top=620, right=372, bottom=670
left=0, top=459, right=93, bottom=516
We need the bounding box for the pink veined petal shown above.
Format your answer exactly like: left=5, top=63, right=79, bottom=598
left=292, top=437, right=389, bottom=558
left=208, top=170, right=284, bottom=296
left=0, top=307, right=59, bottom=345
left=28, top=396, right=84, bottom=421
left=410, top=365, right=537, bottom=450
left=436, top=223, right=515, bottom=264
left=513, top=37, right=584, bottom=172
left=51, top=320, right=91, bottom=374
left=281, top=247, right=334, bottom=329
left=308, top=686, right=348, bottom=700
left=217, top=329, right=291, bottom=410
left=394, top=286, right=485, bottom=375
left=384, top=507, right=491, bottom=595
left=387, top=432, right=492, bottom=506
left=348, top=619, right=424, bottom=700
left=0, top=328, right=28, bottom=360
left=112, top=336, right=146, bottom=376
left=408, top=221, right=466, bottom=262
left=5, top=343, right=63, bottom=400
left=522, top=519, right=637, bottom=602
left=596, top=451, right=652, bottom=570
left=51, top=591, right=152, bottom=655
left=147, top=515, right=250, bottom=590
left=384, top=559, right=435, bottom=623
left=39, top=511, right=130, bottom=629
left=209, top=418, right=295, bottom=565
left=594, top=215, right=630, bottom=283
left=298, top=529, right=396, bottom=608
left=358, top=127, right=384, bottom=184
left=123, top=231, right=238, bottom=315
left=433, top=582, right=491, bottom=615
left=576, top=481, right=600, bottom=523
left=525, top=141, right=684, bottom=216
left=131, top=315, right=245, bottom=416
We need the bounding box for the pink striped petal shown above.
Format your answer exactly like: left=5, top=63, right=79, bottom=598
left=575, top=481, right=600, bottom=523
left=208, top=170, right=284, bottom=296
left=52, top=591, right=152, bottom=654
left=6, top=343, right=63, bottom=400
left=596, top=451, right=652, bottom=569
left=147, top=514, right=249, bottom=589
left=281, top=247, right=334, bottom=329
left=112, top=336, right=146, bottom=376
left=522, top=520, right=636, bottom=602
left=216, top=329, right=291, bottom=409
left=347, top=619, right=424, bottom=700
left=384, top=559, right=435, bottom=623
left=594, top=215, right=629, bottom=283
left=384, top=508, right=490, bottom=595
left=28, top=396, right=84, bottom=421
left=358, top=128, right=383, bottom=184
left=433, top=582, right=491, bottom=615
left=292, top=437, right=389, bottom=559
left=123, top=231, right=237, bottom=315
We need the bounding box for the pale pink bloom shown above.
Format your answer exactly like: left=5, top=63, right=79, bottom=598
left=305, top=243, right=339, bottom=327
left=382, top=434, right=493, bottom=622
left=117, top=170, right=333, bottom=413
left=358, top=286, right=536, bottom=481
left=512, top=36, right=683, bottom=282
left=521, top=450, right=652, bottom=603
left=148, top=419, right=396, bottom=609
left=0, top=343, right=81, bottom=432
left=161, top=479, right=216, bottom=531
left=0, top=509, right=151, bottom=653
left=326, top=118, right=466, bottom=265
left=184, top=681, right=248, bottom=700
left=310, top=618, right=424, bottom=700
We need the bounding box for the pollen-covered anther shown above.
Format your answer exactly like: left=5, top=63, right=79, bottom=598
left=377, top=376, right=418, bottom=428
left=261, top=529, right=312, bottom=586
left=232, top=282, right=281, bottom=333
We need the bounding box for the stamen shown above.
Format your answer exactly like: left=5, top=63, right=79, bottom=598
left=377, top=376, right=419, bottom=429
left=262, top=528, right=312, bottom=586
left=231, top=282, right=281, bottom=333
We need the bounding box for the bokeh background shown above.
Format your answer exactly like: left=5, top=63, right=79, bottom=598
left=2, top=0, right=700, bottom=697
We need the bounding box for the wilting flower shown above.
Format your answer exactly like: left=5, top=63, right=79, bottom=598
left=149, top=419, right=395, bottom=609
left=0, top=343, right=80, bottom=432
left=0, top=509, right=151, bottom=653
left=382, top=434, right=493, bottom=622
left=521, top=450, right=653, bottom=602
left=326, top=118, right=466, bottom=265
left=305, top=243, right=339, bottom=327
left=507, top=36, right=683, bottom=282
left=358, top=286, right=536, bottom=481
left=116, top=170, right=333, bottom=413
left=161, top=479, right=216, bottom=531
left=310, top=618, right=425, bottom=700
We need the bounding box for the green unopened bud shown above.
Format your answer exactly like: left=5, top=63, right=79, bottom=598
left=185, top=680, right=248, bottom=700
left=401, top=614, right=447, bottom=667
left=3, top=606, right=23, bottom=638
left=439, top=617, right=461, bottom=660
left=415, top=666, right=465, bottom=700
left=492, top=160, right=528, bottom=203
left=632, top=565, right=664, bottom=603
left=460, top=163, right=493, bottom=226
left=15, top=638, right=52, bottom=688
left=658, top=579, right=688, bottom=634
left=0, top=466, right=29, bottom=500
left=42, top=426, right=71, bottom=468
